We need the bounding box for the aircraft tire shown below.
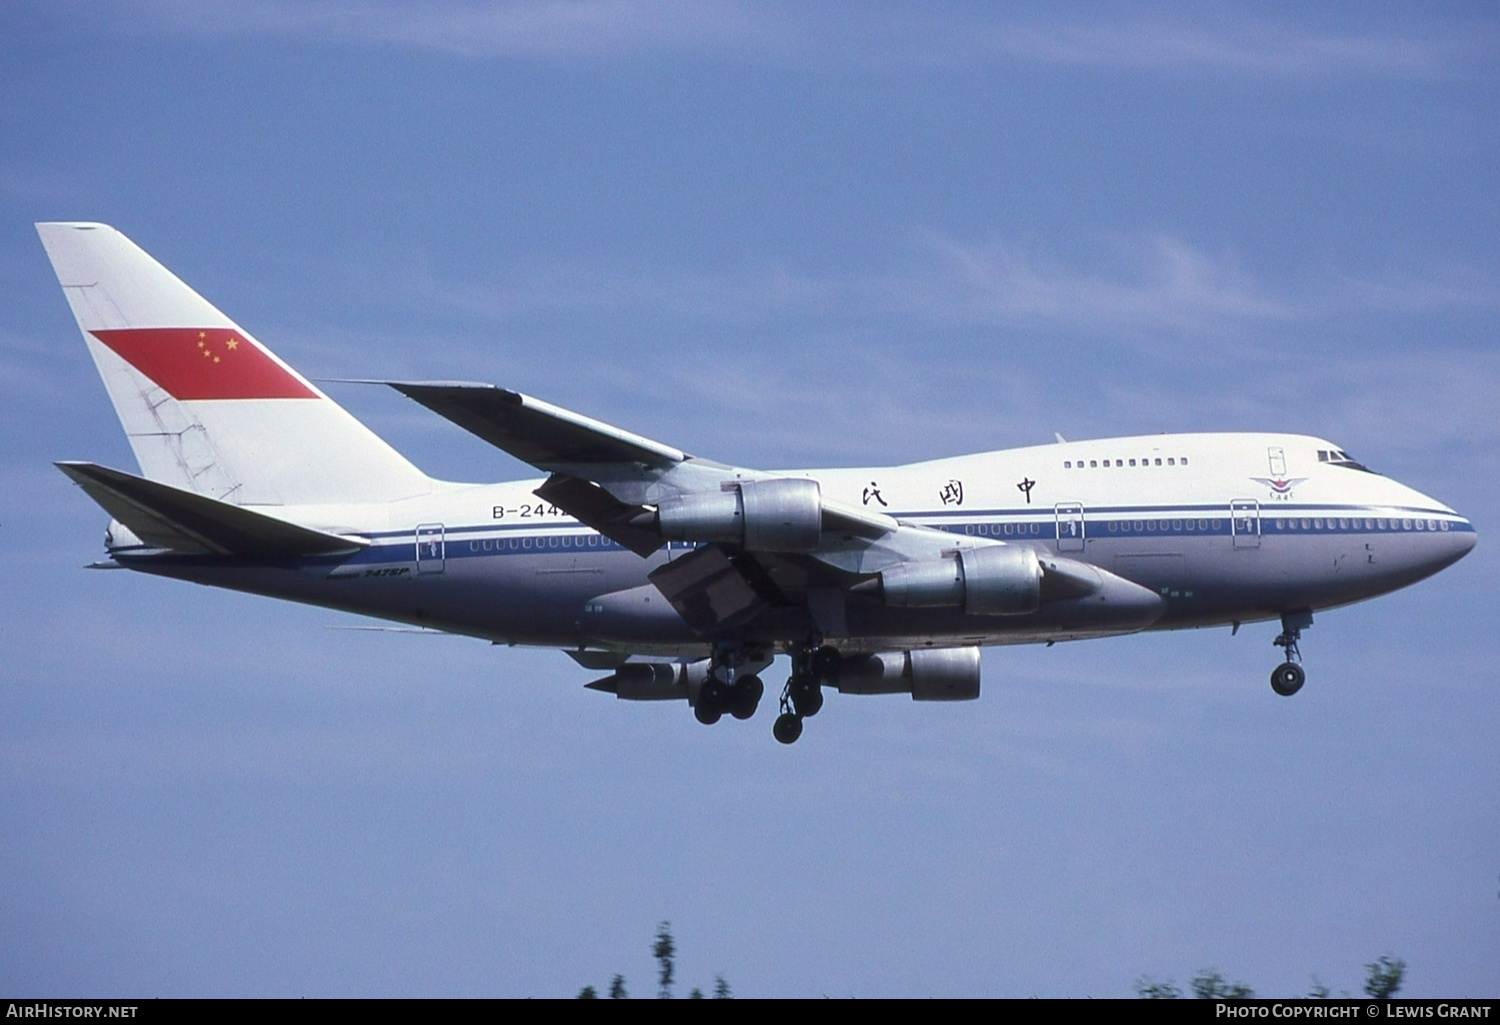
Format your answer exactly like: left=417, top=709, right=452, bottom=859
left=791, top=678, right=824, bottom=718
left=1270, top=662, right=1306, bottom=697
left=773, top=712, right=803, bottom=745
left=730, top=675, right=763, bottom=720
left=696, top=679, right=726, bottom=724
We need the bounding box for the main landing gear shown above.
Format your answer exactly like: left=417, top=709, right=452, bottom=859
left=773, top=643, right=841, bottom=746
left=692, top=647, right=768, bottom=726
left=1270, top=610, right=1313, bottom=697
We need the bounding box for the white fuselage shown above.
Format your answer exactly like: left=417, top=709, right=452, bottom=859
left=112, top=431, right=1475, bottom=658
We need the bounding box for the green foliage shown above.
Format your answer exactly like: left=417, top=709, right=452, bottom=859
left=1134, top=976, right=1181, bottom=999
left=654, top=921, right=677, bottom=999
left=1137, top=955, right=1404, bottom=1000
left=1190, top=969, right=1255, bottom=999
left=1364, top=955, right=1406, bottom=999
left=581, top=923, right=733, bottom=999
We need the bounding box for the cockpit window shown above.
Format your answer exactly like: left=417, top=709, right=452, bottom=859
left=1316, top=449, right=1377, bottom=473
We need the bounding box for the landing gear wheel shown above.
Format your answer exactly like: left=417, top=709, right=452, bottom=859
left=790, top=677, right=823, bottom=718
left=695, top=679, right=726, bottom=725
left=773, top=712, right=804, bottom=745
left=730, top=675, right=763, bottom=721
left=1270, top=661, right=1306, bottom=697
left=1269, top=611, right=1313, bottom=698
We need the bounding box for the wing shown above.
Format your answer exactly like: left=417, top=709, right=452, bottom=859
left=387, top=380, right=894, bottom=535
left=386, top=382, right=687, bottom=473
left=387, top=381, right=1097, bottom=638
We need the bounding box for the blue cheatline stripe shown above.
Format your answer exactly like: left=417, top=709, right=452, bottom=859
left=317, top=506, right=1470, bottom=567
left=354, top=502, right=1467, bottom=542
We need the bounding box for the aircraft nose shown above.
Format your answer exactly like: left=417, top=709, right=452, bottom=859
left=1428, top=515, right=1476, bottom=573
left=1451, top=517, right=1477, bottom=558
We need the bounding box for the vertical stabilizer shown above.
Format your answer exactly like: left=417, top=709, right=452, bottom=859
left=37, top=222, right=432, bottom=506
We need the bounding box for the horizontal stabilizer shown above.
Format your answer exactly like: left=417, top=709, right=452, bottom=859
left=387, top=381, right=686, bottom=472
left=56, top=461, right=366, bottom=558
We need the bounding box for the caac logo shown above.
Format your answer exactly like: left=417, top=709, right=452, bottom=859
left=1249, top=476, right=1308, bottom=500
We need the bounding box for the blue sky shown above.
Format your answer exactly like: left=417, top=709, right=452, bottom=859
left=2, top=1, right=1496, bottom=998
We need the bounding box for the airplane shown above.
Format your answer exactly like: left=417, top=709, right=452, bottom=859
left=38, top=222, right=1477, bottom=744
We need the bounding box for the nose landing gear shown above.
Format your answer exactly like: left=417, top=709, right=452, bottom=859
left=1270, top=610, right=1312, bottom=696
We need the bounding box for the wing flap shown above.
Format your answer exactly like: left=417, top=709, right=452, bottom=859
left=56, top=461, right=366, bottom=557
left=532, top=473, right=663, bottom=557
left=646, top=546, right=770, bottom=633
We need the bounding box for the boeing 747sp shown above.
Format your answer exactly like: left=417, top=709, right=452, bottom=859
left=39, top=223, right=1476, bottom=743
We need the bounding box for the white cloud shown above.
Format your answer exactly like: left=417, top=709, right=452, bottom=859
left=296, top=230, right=1500, bottom=470
left=120, top=0, right=781, bottom=59
left=962, top=16, right=1461, bottom=79
left=113, top=1, right=1480, bottom=79
left=371, top=229, right=1498, bottom=341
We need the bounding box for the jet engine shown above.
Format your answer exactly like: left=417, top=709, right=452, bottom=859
left=656, top=478, right=822, bottom=552
left=873, top=545, right=1043, bottom=615
left=835, top=647, right=981, bottom=701
left=585, top=660, right=708, bottom=701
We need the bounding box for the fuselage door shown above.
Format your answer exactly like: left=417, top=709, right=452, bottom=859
left=1230, top=500, right=1260, bottom=549
left=1055, top=503, right=1085, bottom=552
left=1268, top=447, right=1287, bottom=477
left=416, top=523, right=446, bottom=573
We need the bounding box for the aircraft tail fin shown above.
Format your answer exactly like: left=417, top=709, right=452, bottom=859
left=57, top=461, right=366, bottom=557
left=37, top=222, right=432, bottom=506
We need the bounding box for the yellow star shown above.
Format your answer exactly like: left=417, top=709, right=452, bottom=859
left=198, top=331, right=205, bottom=339
left=213, top=356, right=221, bottom=364
left=202, top=349, right=211, bottom=358
left=226, top=338, right=239, bottom=350
left=197, top=340, right=205, bottom=348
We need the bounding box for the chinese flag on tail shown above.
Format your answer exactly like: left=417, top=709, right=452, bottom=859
left=90, top=328, right=318, bottom=400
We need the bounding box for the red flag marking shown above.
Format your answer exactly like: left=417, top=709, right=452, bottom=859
left=91, top=328, right=318, bottom=400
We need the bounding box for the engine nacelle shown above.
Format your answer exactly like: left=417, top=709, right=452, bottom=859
left=586, top=659, right=710, bottom=701
left=876, top=545, right=1042, bottom=615
left=836, top=647, right=981, bottom=701
left=656, top=478, right=823, bottom=552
